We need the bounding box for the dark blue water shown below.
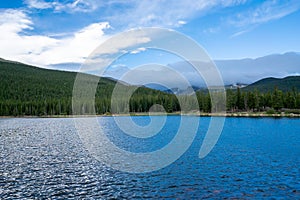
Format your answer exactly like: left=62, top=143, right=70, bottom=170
left=0, top=116, right=299, bottom=199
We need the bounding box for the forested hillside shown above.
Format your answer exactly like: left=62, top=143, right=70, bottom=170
left=243, top=76, right=300, bottom=92
left=0, top=59, right=179, bottom=116
left=0, top=59, right=300, bottom=116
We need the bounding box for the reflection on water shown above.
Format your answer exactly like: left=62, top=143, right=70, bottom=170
left=0, top=117, right=299, bottom=199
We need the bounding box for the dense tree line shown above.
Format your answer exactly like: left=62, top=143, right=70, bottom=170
left=225, top=87, right=300, bottom=113
left=1, top=86, right=299, bottom=116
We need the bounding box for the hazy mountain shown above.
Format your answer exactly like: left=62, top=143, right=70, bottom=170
left=101, top=52, right=300, bottom=91
left=215, top=52, right=300, bottom=85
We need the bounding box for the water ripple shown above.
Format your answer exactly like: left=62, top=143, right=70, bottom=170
left=0, top=117, right=299, bottom=199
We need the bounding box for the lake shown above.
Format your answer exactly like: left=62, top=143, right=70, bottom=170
left=0, top=116, right=299, bottom=199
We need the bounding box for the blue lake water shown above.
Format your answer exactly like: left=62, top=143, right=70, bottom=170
left=0, top=116, right=299, bottom=199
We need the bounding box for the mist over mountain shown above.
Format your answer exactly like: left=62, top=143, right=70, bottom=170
left=103, top=52, right=300, bottom=90
left=215, top=52, right=300, bottom=85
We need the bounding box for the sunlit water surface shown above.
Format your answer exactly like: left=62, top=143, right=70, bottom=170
left=0, top=116, right=299, bottom=199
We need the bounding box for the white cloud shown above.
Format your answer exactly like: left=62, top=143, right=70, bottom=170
left=0, top=9, right=32, bottom=32
left=130, top=47, right=146, bottom=54
left=29, top=22, right=110, bottom=65
left=177, top=20, right=187, bottom=25
left=91, top=31, right=151, bottom=56
left=80, top=31, right=153, bottom=73
left=0, top=9, right=110, bottom=66
left=0, top=10, right=57, bottom=62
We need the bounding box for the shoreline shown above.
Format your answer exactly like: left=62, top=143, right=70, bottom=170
left=1, top=112, right=300, bottom=118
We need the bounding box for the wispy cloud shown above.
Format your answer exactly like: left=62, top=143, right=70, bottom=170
left=230, top=29, right=251, bottom=38
left=228, top=0, right=300, bottom=38
left=24, top=0, right=100, bottom=13
left=203, top=27, right=220, bottom=34
left=25, top=0, right=53, bottom=9
left=22, top=0, right=246, bottom=27
left=103, top=0, right=248, bottom=28
left=229, top=0, right=300, bottom=37
left=23, top=0, right=250, bottom=35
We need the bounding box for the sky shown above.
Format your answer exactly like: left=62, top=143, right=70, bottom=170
left=0, top=0, right=300, bottom=76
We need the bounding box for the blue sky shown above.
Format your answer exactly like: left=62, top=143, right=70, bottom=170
left=1, top=0, right=300, bottom=69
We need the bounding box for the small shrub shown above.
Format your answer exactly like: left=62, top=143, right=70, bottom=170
left=266, top=109, right=276, bottom=114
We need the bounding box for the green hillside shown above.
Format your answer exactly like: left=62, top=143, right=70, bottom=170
left=0, top=59, right=179, bottom=116
left=243, top=76, right=300, bottom=92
